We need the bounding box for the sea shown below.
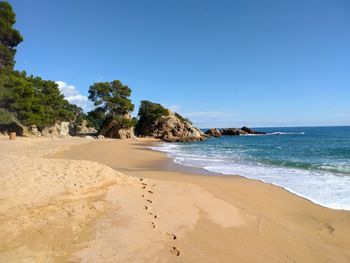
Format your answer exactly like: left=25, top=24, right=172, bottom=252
left=151, top=126, right=350, bottom=210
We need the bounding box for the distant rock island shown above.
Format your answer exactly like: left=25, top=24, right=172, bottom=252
left=205, top=127, right=266, bottom=137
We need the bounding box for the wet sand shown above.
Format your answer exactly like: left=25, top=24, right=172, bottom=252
left=58, top=139, right=350, bottom=263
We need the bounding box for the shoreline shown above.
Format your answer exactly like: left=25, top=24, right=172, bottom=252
left=56, top=138, right=350, bottom=262
left=142, top=141, right=348, bottom=212
left=150, top=140, right=350, bottom=211
left=1, top=137, right=350, bottom=262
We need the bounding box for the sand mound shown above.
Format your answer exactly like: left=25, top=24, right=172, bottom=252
left=0, top=138, right=134, bottom=262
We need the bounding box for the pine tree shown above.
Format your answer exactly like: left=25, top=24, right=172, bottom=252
left=0, top=1, right=23, bottom=72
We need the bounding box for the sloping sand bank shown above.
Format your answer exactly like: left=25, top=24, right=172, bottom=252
left=1, top=137, right=350, bottom=262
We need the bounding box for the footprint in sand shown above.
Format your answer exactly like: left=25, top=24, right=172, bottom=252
left=150, top=222, right=156, bottom=229
left=144, top=205, right=148, bottom=210
left=148, top=190, right=153, bottom=194
left=170, top=247, right=180, bottom=256
left=148, top=212, right=157, bottom=219
left=319, top=222, right=335, bottom=233
left=146, top=199, right=152, bottom=204
left=166, top=233, right=177, bottom=240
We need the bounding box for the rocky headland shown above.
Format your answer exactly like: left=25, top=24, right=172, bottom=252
left=137, top=109, right=204, bottom=142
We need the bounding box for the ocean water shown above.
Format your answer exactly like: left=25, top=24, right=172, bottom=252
left=151, top=126, right=350, bottom=210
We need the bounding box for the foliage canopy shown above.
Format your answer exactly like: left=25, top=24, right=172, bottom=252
left=0, top=71, right=81, bottom=128
left=135, top=100, right=169, bottom=135
left=88, top=80, right=135, bottom=132
left=0, top=1, right=82, bottom=130
left=0, top=1, right=23, bottom=71
left=88, top=80, right=134, bottom=116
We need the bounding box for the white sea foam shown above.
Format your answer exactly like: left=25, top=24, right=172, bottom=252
left=266, top=131, right=305, bottom=135
left=239, top=131, right=305, bottom=136
left=151, top=143, right=350, bottom=211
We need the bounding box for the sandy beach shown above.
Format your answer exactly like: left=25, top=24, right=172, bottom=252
left=1, top=136, right=350, bottom=262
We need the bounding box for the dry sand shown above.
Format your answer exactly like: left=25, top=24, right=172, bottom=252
left=1, top=136, right=350, bottom=262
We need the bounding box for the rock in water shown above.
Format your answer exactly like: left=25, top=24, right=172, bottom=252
left=241, top=126, right=265, bottom=135
left=220, top=128, right=245, bottom=135
left=205, top=128, right=222, bottom=137
left=220, top=126, right=265, bottom=135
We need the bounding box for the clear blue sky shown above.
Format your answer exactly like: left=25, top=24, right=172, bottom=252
left=10, top=0, right=350, bottom=127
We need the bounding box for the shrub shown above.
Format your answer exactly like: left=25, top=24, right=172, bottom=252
left=175, top=112, right=192, bottom=125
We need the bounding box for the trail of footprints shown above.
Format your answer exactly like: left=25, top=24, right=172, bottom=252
left=139, top=178, right=180, bottom=257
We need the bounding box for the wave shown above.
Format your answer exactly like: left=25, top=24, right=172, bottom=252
left=239, top=131, right=305, bottom=136
left=266, top=131, right=305, bottom=135
left=319, top=164, right=350, bottom=175
left=151, top=143, right=350, bottom=211
left=260, top=159, right=350, bottom=175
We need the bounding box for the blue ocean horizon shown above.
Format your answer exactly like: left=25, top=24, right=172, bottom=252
left=152, top=126, right=350, bottom=210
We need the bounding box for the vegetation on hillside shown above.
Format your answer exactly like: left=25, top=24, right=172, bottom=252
left=136, top=100, right=194, bottom=136
left=174, top=112, right=192, bottom=125
left=0, top=1, right=82, bottom=130
left=0, top=107, right=14, bottom=124
left=0, top=1, right=195, bottom=138
left=88, top=80, right=135, bottom=132
left=1, top=71, right=82, bottom=128
left=135, top=100, right=169, bottom=135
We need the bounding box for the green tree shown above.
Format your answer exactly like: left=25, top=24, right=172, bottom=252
left=0, top=1, right=23, bottom=71
left=0, top=71, right=79, bottom=128
left=88, top=80, right=134, bottom=116
left=135, top=100, right=169, bottom=136
left=0, top=1, right=86, bottom=133
left=88, top=80, right=135, bottom=133
left=86, top=107, right=105, bottom=130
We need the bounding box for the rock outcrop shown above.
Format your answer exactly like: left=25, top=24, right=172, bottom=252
left=241, top=126, right=265, bottom=135
left=220, top=128, right=246, bottom=135
left=141, top=110, right=204, bottom=142
left=41, top=122, right=71, bottom=138
left=205, top=128, right=221, bottom=137
left=29, top=125, right=41, bottom=136
left=220, top=126, right=265, bottom=136
left=98, top=115, right=136, bottom=139
left=116, top=127, right=135, bottom=139
left=0, top=110, right=31, bottom=137
left=0, top=121, right=31, bottom=137
left=70, top=120, right=97, bottom=136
